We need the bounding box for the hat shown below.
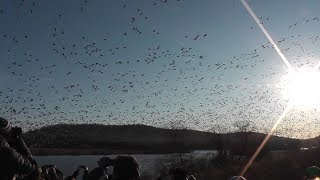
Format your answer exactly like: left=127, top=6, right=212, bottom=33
left=98, top=156, right=113, bottom=168
left=306, top=166, right=320, bottom=178
left=112, top=156, right=140, bottom=180
left=0, top=117, right=11, bottom=135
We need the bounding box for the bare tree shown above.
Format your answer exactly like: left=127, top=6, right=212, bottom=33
left=233, top=120, right=253, bottom=159
left=208, top=124, right=230, bottom=163
left=167, top=119, right=188, bottom=166
left=233, top=120, right=251, bottom=133
left=207, top=124, right=228, bottom=134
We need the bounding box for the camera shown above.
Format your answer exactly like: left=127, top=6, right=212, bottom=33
left=11, top=126, right=23, bottom=137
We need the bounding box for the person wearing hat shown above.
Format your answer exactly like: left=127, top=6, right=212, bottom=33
left=41, top=165, right=64, bottom=180
left=83, top=156, right=113, bottom=180
left=112, top=155, right=140, bottom=180
left=0, top=117, right=41, bottom=179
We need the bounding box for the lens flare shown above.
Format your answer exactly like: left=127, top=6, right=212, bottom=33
left=240, top=106, right=292, bottom=177
left=282, top=69, right=320, bottom=108
left=240, top=0, right=320, bottom=177
left=240, top=0, right=293, bottom=71
left=239, top=0, right=295, bottom=177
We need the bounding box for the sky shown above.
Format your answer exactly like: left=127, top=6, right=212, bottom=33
left=1, top=0, right=320, bottom=138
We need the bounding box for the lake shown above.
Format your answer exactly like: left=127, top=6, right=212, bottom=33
left=34, top=150, right=215, bottom=178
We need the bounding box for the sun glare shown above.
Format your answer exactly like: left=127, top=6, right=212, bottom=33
left=282, top=69, right=320, bottom=108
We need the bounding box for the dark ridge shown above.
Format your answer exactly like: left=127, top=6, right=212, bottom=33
left=23, top=124, right=304, bottom=155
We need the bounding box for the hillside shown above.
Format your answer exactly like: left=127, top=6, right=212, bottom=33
left=23, top=124, right=303, bottom=155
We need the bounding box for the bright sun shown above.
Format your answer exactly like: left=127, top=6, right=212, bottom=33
left=282, top=69, right=320, bottom=108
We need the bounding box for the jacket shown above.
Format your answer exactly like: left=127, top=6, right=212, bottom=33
left=0, top=135, right=36, bottom=180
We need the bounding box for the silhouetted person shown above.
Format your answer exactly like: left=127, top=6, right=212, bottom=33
left=41, top=165, right=63, bottom=180
left=65, top=165, right=88, bottom=180
left=112, top=156, right=140, bottom=180
left=0, top=117, right=41, bottom=180
left=85, top=157, right=113, bottom=180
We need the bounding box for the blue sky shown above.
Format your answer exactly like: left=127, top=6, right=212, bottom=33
left=1, top=0, right=320, bottom=138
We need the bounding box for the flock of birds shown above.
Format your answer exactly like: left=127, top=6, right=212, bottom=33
left=1, top=0, right=320, bottom=139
